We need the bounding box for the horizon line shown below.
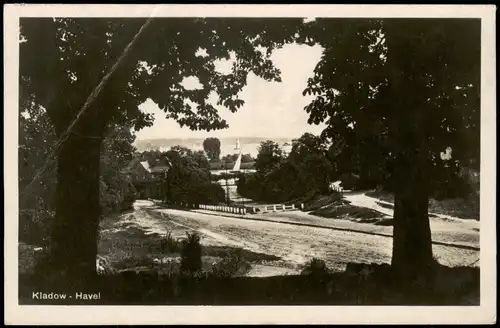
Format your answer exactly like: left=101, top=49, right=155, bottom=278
left=134, top=136, right=298, bottom=142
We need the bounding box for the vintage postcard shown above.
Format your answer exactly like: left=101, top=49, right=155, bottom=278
left=4, top=4, right=496, bottom=325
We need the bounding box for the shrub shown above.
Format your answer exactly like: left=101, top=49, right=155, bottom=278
left=99, top=173, right=137, bottom=215
left=180, top=232, right=202, bottom=275
left=300, top=258, right=331, bottom=277
left=168, top=174, right=225, bottom=206
left=211, top=249, right=251, bottom=278
left=159, top=230, right=181, bottom=254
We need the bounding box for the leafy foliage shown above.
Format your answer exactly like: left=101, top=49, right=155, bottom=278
left=300, top=18, right=480, bottom=196
left=254, top=140, right=285, bottom=174
left=180, top=232, right=202, bottom=275
left=203, top=137, right=221, bottom=160
left=238, top=134, right=335, bottom=202
left=211, top=249, right=251, bottom=278
left=19, top=17, right=303, bottom=274
left=100, top=123, right=138, bottom=213
left=298, top=18, right=480, bottom=277
left=19, top=102, right=138, bottom=245
left=160, top=230, right=182, bottom=254
left=221, top=153, right=254, bottom=164
left=21, top=17, right=305, bottom=137
left=163, top=146, right=225, bottom=205
left=300, top=258, right=331, bottom=277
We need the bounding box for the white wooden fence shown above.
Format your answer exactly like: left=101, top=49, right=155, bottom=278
left=199, top=204, right=247, bottom=215
left=179, top=202, right=305, bottom=215
left=259, top=204, right=298, bottom=213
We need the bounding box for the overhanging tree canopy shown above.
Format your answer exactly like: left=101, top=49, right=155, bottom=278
left=20, top=17, right=480, bottom=283
left=300, top=18, right=480, bottom=279
left=20, top=17, right=303, bottom=278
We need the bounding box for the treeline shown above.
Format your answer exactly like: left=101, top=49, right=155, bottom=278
left=138, top=146, right=226, bottom=205
left=164, top=146, right=226, bottom=205
left=237, top=134, right=335, bottom=203
left=237, top=133, right=477, bottom=204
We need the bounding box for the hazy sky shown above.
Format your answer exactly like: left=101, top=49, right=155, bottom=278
left=135, top=42, right=326, bottom=140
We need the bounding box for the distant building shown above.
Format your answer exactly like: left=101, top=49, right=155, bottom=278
left=121, top=157, right=171, bottom=199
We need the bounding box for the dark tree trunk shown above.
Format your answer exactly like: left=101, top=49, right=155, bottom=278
left=49, top=131, right=103, bottom=280
left=385, top=20, right=435, bottom=282
left=391, top=145, right=434, bottom=281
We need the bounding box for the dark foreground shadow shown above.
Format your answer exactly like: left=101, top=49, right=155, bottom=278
left=19, top=265, right=479, bottom=306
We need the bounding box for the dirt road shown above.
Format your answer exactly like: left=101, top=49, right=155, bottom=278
left=131, top=200, right=479, bottom=273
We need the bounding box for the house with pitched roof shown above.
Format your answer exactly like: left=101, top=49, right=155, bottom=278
left=121, top=157, right=171, bottom=199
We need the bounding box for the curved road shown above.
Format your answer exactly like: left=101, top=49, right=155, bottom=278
left=132, top=200, right=479, bottom=273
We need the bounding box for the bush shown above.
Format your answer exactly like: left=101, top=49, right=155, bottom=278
left=180, top=232, right=202, bottom=275
left=201, top=182, right=226, bottom=204
left=167, top=164, right=226, bottom=206
left=300, top=258, right=331, bottom=277
left=211, top=249, right=251, bottom=278
left=119, top=179, right=137, bottom=211
left=238, top=154, right=335, bottom=204
left=159, top=230, right=181, bottom=254
left=99, top=174, right=137, bottom=215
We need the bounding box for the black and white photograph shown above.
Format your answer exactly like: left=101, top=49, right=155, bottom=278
left=4, top=4, right=496, bottom=325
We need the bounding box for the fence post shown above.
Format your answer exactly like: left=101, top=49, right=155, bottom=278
left=282, top=204, right=286, bottom=211
left=300, top=203, right=304, bottom=210
left=273, top=205, right=277, bottom=212
left=291, top=204, right=295, bottom=210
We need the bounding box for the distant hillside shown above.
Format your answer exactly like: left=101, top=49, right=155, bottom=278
left=134, top=137, right=293, bottom=153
